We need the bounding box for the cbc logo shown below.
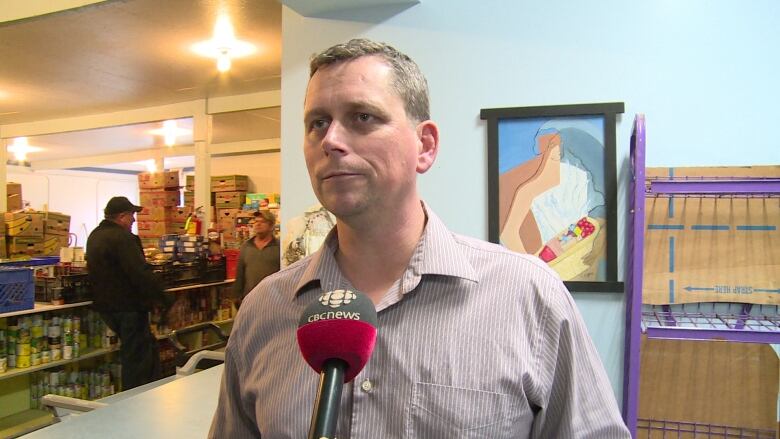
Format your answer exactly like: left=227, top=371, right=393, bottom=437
left=319, top=289, right=356, bottom=308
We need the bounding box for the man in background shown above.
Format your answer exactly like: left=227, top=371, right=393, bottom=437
left=232, top=209, right=280, bottom=307
left=86, top=196, right=171, bottom=390
left=210, top=39, right=630, bottom=438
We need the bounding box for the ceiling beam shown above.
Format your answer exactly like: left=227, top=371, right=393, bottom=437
left=206, top=90, right=281, bottom=114
left=0, top=101, right=204, bottom=138
left=28, top=138, right=281, bottom=171
left=0, top=89, right=281, bottom=139
left=30, top=146, right=196, bottom=171
left=210, top=138, right=280, bottom=156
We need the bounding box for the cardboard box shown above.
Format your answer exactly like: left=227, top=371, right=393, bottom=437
left=215, top=191, right=246, bottom=209
left=44, top=212, right=71, bottom=236
left=211, top=175, right=248, bottom=192
left=43, top=234, right=69, bottom=255
left=138, top=171, right=180, bottom=190
left=139, top=190, right=179, bottom=207
left=7, top=236, right=45, bottom=257
left=7, top=183, right=22, bottom=211
left=137, top=220, right=187, bottom=237
left=5, top=212, right=45, bottom=237
left=138, top=206, right=191, bottom=222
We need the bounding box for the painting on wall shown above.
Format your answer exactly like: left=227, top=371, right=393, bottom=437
left=480, top=103, right=624, bottom=292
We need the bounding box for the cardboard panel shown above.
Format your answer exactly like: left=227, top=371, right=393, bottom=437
left=644, top=165, right=780, bottom=305
left=639, top=336, right=777, bottom=432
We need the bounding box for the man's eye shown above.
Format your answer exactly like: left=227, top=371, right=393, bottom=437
left=310, top=119, right=329, bottom=130
left=356, top=113, right=372, bottom=122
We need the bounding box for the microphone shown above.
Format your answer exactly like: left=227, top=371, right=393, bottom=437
left=297, top=289, right=378, bottom=439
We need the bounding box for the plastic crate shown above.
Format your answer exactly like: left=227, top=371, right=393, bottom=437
left=0, top=266, right=34, bottom=313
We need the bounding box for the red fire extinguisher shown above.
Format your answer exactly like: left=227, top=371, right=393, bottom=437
left=185, top=206, right=204, bottom=235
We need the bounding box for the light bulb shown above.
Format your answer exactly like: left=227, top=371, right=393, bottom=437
left=217, top=54, right=231, bottom=72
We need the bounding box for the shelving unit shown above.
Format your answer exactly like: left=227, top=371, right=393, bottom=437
left=624, top=114, right=780, bottom=437
left=0, top=346, right=118, bottom=381
left=165, top=279, right=234, bottom=293
left=0, top=301, right=92, bottom=319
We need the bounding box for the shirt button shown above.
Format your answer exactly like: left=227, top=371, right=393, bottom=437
left=360, top=379, right=373, bottom=393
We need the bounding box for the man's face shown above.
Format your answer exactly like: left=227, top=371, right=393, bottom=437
left=117, top=211, right=135, bottom=231
left=303, top=56, right=424, bottom=220
left=252, top=217, right=273, bottom=237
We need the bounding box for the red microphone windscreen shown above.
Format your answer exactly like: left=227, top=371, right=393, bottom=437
left=296, top=290, right=378, bottom=383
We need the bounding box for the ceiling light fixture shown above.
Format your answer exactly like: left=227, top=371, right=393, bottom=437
left=149, top=120, right=191, bottom=146
left=191, top=14, right=256, bottom=73
left=7, top=137, right=44, bottom=161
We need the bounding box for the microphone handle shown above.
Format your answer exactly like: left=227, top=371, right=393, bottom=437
left=308, top=358, right=347, bottom=439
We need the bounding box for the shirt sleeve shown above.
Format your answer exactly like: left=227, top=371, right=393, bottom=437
left=531, top=281, right=631, bottom=438
left=209, top=345, right=261, bottom=438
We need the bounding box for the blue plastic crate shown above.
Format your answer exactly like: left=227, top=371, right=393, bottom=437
left=0, top=266, right=34, bottom=313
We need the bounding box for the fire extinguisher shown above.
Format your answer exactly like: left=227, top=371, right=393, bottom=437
left=185, top=206, right=204, bottom=235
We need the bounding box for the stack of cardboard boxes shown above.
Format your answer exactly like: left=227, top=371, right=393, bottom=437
left=136, top=171, right=189, bottom=247
left=4, top=211, right=72, bottom=259
left=210, top=175, right=248, bottom=247
left=181, top=175, right=280, bottom=247
left=1, top=183, right=72, bottom=259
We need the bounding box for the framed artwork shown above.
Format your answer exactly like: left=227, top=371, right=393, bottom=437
left=480, top=103, right=624, bottom=293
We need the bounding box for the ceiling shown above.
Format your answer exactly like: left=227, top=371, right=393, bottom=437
left=0, top=0, right=282, bottom=172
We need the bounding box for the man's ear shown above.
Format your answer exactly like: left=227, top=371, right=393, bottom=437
left=415, top=120, right=439, bottom=174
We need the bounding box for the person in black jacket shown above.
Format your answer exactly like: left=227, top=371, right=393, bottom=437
left=86, top=196, right=172, bottom=390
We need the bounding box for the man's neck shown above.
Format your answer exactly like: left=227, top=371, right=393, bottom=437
left=334, top=201, right=427, bottom=304
left=254, top=233, right=272, bottom=247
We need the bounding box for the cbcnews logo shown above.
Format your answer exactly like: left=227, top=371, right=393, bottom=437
left=319, top=289, right=355, bottom=308
left=307, top=289, right=361, bottom=323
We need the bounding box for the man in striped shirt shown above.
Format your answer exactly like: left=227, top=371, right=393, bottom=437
left=209, top=38, right=630, bottom=438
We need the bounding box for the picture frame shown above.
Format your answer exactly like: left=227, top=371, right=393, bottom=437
left=480, top=102, right=625, bottom=293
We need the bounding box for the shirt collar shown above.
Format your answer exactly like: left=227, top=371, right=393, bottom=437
left=291, top=202, right=478, bottom=300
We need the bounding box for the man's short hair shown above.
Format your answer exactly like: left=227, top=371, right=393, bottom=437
left=254, top=209, right=276, bottom=225
left=309, top=38, right=430, bottom=123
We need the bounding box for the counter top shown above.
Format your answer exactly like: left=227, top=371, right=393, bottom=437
left=22, top=364, right=225, bottom=438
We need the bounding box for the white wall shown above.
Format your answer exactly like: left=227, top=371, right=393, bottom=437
left=7, top=167, right=138, bottom=247
left=281, top=0, right=780, bottom=407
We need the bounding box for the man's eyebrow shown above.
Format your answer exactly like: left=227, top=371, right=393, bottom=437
left=344, top=100, right=389, bottom=118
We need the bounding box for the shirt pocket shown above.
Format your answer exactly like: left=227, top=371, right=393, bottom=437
left=406, top=382, right=528, bottom=439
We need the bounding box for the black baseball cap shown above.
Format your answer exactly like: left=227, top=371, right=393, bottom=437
left=104, top=196, right=143, bottom=216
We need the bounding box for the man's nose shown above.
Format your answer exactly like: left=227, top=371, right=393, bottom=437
left=321, top=121, right=348, bottom=156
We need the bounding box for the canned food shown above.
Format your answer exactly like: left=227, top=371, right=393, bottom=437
left=16, top=343, right=30, bottom=356
left=16, top=354, right=30, bottom=368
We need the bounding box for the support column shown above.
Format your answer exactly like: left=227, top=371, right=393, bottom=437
left=0, top=137, right=7, bottom=212
left=193, top=109, right=213, bottom=231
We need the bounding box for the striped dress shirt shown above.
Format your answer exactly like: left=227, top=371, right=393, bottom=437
left=209, top=206, right=630, bottom=438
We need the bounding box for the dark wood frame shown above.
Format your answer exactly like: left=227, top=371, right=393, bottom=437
left=480, top=102, right=625, bottom=293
